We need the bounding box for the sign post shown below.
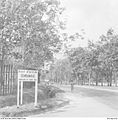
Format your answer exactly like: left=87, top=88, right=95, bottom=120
left=17, top=78, right=20, bottom=108
left=17, top=69, right=38, bottom=108
left=20, top=81, right=23, bottom=105
left=35, top=78, right=38, bottom=106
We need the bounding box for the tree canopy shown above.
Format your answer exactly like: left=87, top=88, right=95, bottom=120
left=0, top=0, right=65, bottom=68
left=66, top=29, right=118, bottom=86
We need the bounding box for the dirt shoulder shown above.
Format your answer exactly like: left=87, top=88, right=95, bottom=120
left=0, top=85, right=69, bottom=117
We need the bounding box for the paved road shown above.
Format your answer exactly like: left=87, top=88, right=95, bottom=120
left=31, top=85, right=118, bottom=117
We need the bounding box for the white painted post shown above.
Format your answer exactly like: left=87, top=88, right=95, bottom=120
left=20, top=81, right=23, bottom=105
left=35, top=72, right=38, bottom=107
left=17, top=80, right=20, bottom=108
left=35, top=80, right=38, bottom=106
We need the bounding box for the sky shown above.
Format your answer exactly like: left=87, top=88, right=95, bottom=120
left=60, top=0, right=118, bottom=47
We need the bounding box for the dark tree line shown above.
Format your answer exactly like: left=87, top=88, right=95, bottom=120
left=68, top=29, right=118, bottom=86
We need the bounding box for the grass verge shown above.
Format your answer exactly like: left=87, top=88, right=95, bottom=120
left=0, top=84, right=69, bottom=117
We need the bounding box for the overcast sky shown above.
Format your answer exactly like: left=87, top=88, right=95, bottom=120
left=60, top=0, right=118, bottom=47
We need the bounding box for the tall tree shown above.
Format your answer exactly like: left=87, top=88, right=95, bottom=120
left=0, top=0, right=65, bottom=69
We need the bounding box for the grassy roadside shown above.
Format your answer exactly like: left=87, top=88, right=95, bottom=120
left=0, top=84, right=69, bottom=117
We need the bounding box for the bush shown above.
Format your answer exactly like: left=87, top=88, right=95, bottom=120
left=49, top=90, right=56, bottom=98
left=45, top=86, right=56, bottom=98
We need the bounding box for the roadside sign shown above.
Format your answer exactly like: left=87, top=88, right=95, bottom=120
left=18, top=70, right=38, bottom=81
left=17, top=69, right=38, bottom=108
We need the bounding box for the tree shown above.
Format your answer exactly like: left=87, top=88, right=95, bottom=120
left=66, top=29, right=118, bottom=86
left=98, top=29, right=118, bottom=86
left=67, top=47, right=88, bottom=85
left=48, top=58, right=72, bottom=84
left=0, top=0, right=65, bottom=69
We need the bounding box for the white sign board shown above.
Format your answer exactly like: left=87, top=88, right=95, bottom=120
left=18, top=70, right=38, bottom=81
left=17, top=69, right=38, bottom=108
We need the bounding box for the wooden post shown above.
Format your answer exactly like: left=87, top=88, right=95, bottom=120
left=17, top=80, right=20, bottom=108
left=4, top=65, right=6, bottom=94
left=2, top=65, right=5, bottom=95
left=8, top=65, right=10, bottom=94
left=35, top=77, right=38, bottom=107
left=11, top=65, right=14, bottom=93
left=9, top=65, right=11, bottom=94
left=20, top=81, right=23, bottom=105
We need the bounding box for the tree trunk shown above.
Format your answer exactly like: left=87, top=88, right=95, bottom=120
left=114, top=72, right=117, bottom=87
left=88, top=72, right=91, bottom=86
left=109, top=80, right=112, bottom=86
left=77, top=74, right=79, bottom=85
left=109, top=72, right=112, bottom=86
left=107, top=75, right=110, bottom=86
left=96, top=79, right=98, bottom=86
left=101, top=78, right=103, bottom=86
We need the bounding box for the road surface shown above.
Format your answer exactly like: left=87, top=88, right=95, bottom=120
left=31, top=85, right=118, bottom=117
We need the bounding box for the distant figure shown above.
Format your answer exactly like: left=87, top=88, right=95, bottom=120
left=70, top=81, right=74, bottom=92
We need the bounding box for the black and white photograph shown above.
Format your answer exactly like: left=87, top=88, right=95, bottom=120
left=0, top=0, right=118, bottom=119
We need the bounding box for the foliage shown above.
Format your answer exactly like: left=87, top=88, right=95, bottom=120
left=67, top=29, right=118, bottom=86
left=47, top=58, right=72, bottom=84
left=0, top=0, right=65, bottom=69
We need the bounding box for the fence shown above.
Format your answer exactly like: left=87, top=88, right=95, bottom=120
left=0, top=64, right=16, bottom=96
